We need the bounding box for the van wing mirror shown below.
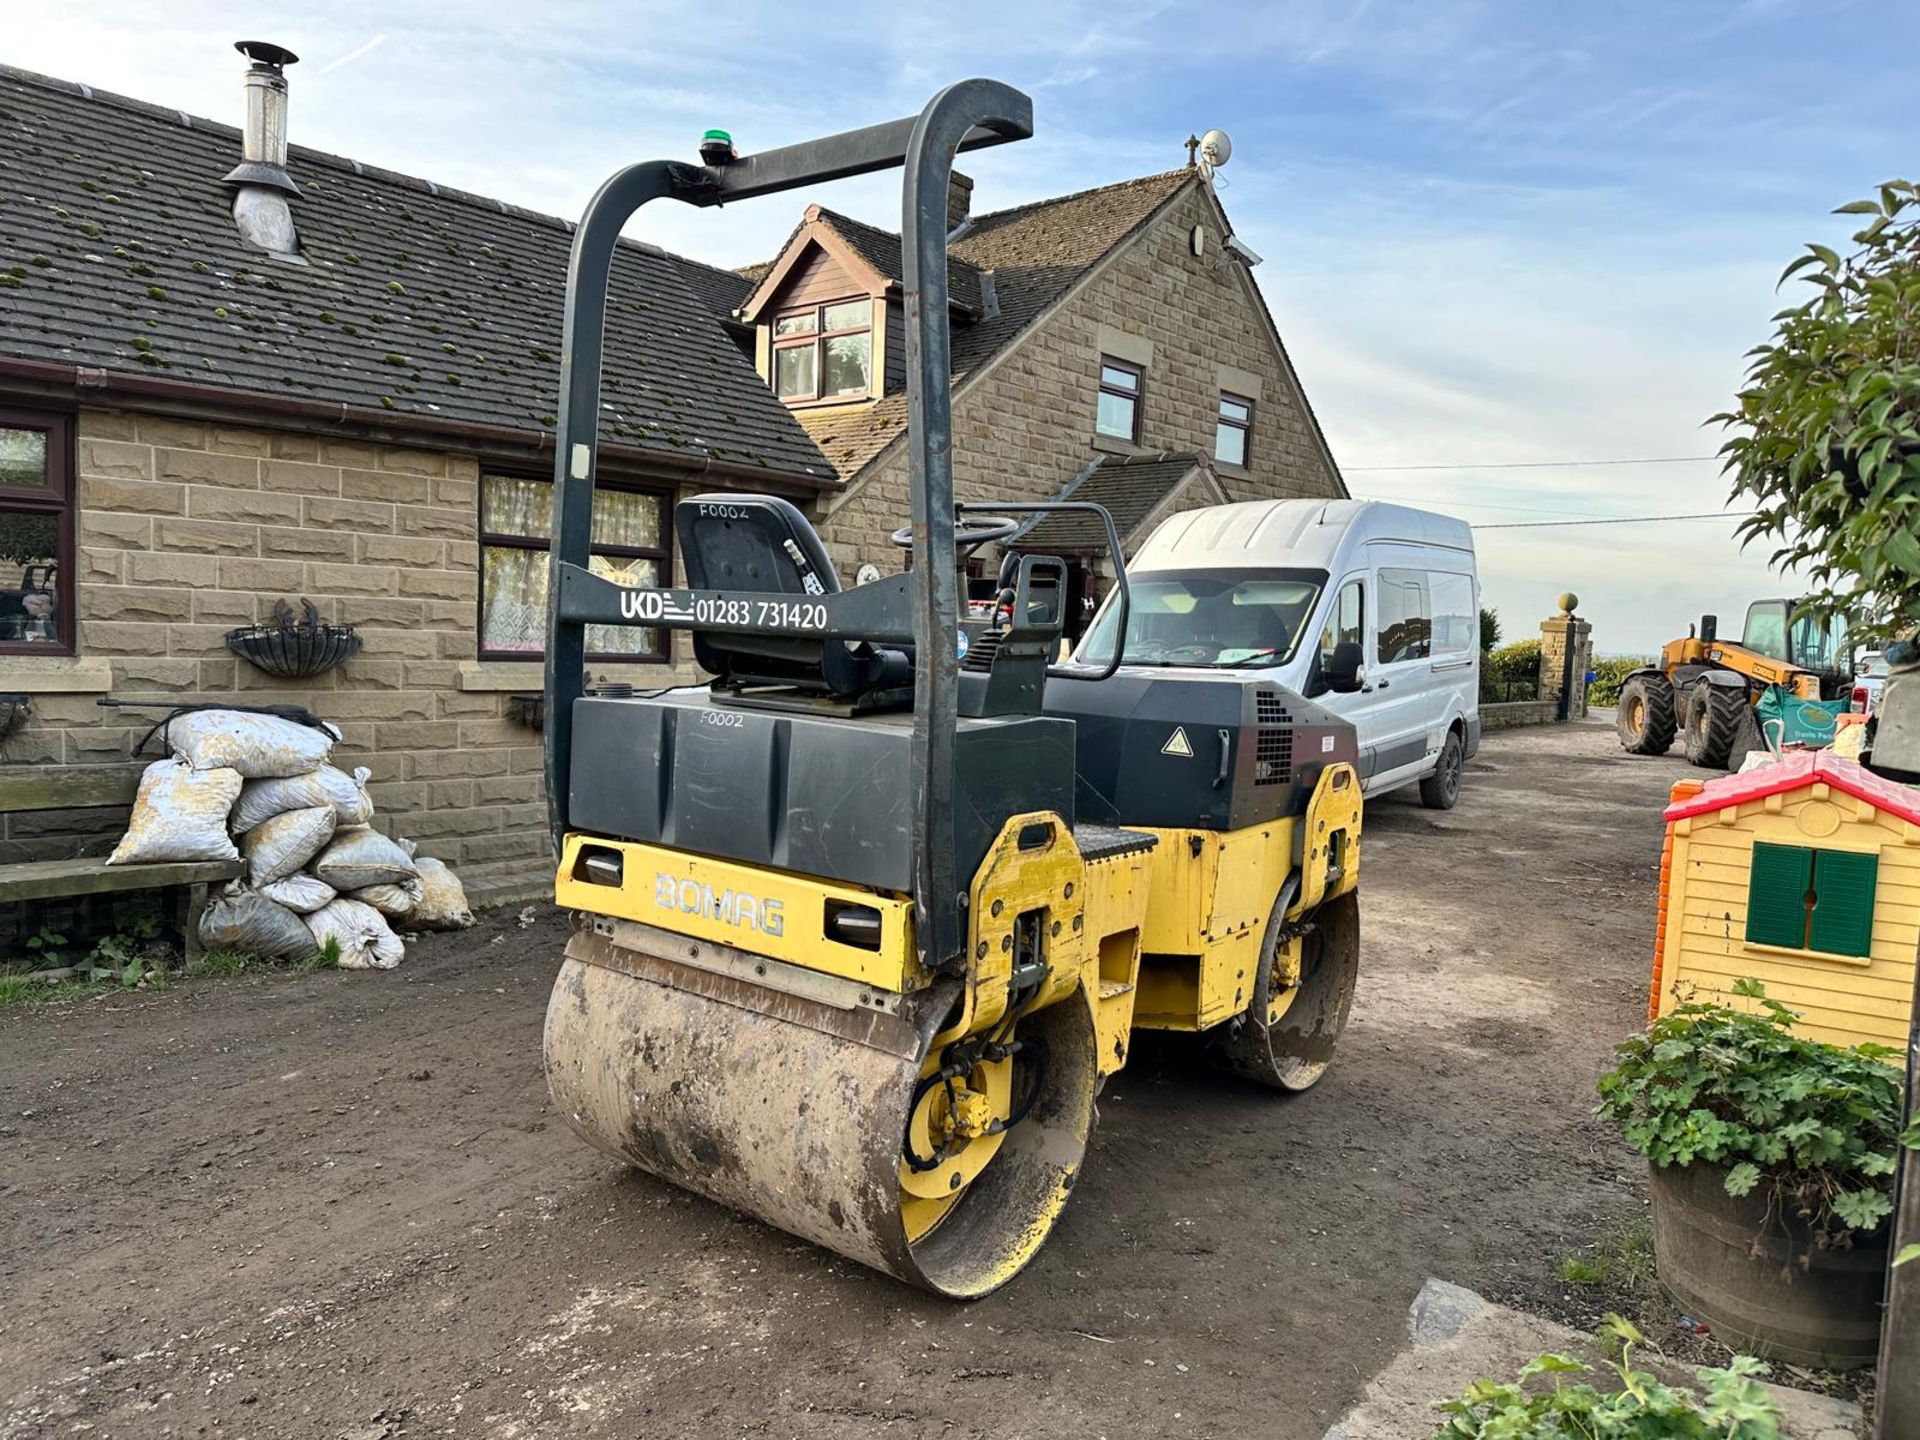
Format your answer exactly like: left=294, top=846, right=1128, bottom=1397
left=1323, top=640, right=1364, bottom=694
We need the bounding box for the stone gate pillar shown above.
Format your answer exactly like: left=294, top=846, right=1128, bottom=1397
left=1539, top=593, right=1595, bottom=720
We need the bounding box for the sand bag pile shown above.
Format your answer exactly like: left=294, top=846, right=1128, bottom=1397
left=104, top=708, right=476, bottom=968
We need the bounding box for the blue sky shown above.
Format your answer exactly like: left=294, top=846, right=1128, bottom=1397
left=11, top=0, right=1914, bottom=652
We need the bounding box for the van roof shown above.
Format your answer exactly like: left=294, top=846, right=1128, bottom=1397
left=1131, top=498, right=1474, bottom=572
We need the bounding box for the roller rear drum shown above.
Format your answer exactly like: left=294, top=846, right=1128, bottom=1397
left=1215, top=892, right=1361, bottom=1091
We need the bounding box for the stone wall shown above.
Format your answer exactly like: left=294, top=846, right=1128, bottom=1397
left=816, top=183, right=1342, bottom=573
left=2, top=407, right=685, bottom=874
left=1481, top=700, right=1560, bottom=731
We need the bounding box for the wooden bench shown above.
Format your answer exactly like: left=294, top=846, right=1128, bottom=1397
left=0, top=766, right=243, bottom=960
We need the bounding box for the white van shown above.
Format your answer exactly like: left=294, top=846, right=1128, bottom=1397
left=1073, top=498, right=1480, bottom=808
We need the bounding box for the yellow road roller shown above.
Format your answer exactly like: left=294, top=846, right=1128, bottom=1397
left=537, top=80, right=1364, bottom=1296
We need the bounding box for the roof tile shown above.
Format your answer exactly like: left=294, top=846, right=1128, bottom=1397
left=1012, top=451, right=1209, bottom=550
left=0, top=66, right=832, bottom=481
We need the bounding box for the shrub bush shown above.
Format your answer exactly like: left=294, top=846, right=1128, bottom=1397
left=1486, top=639, right=1541, bottom=681
left=1587, top=656, right=1653, bottom=706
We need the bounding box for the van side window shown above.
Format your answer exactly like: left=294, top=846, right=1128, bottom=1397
left=1429, top=572, right=1475, bottom=657
left=1376, top=568, right=1431, bottom=663
left=1319, top=579, right=1364, bottom=668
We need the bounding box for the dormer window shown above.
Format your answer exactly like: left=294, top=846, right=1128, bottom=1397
left=773, top=298, right=873, bottom=402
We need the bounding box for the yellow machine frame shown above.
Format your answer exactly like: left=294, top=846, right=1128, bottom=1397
left=559, top=761, right=1361, bottom=1046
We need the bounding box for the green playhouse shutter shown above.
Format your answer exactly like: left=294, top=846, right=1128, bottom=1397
left=1808, top=848, right=1879, bottom=958
left=1747, top=843, right=1814, bottom=949
left=1744, top=841, right=1879, bottom=956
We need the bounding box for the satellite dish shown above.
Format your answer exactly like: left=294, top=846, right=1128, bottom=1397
left=1198, top=128, right=1232, bottom=178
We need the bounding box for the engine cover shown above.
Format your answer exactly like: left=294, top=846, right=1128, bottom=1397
left=1042, top=669, right=1359, bottom=830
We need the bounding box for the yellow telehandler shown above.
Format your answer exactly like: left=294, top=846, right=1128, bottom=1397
left=1616, top=599, right=1853, bottom=768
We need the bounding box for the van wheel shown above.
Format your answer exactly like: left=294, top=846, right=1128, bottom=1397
left=1419, top=730, right=1463, bottom=810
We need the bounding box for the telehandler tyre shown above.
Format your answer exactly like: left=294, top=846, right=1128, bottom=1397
left=1682, top=683, right=1744, bottom=769
left=1215, top=890, right=1360, bottom=1091
left=1616, top=675, right=1677, bottom=755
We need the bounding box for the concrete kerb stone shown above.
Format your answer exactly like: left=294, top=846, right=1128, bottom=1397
left=1323, top=1279, right=1861, bottom=1440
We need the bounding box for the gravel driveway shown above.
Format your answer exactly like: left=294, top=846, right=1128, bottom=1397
left=1, top=717, right=1686, bottom=1439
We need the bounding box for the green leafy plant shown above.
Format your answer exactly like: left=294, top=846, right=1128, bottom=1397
left=1479, top=606, right=1501, bottom=653
left=1587, top=656, right=1656, bottom=707
left=1716, top=180, right=1920, bottom=640
left=1597, top=980, right=1919, bottom=1247
left=1436, top=1315, right=1782, bottom=1439
left=22, top=927, right=68, bottom=969
left=1487, top=638, right=1543, bottom=681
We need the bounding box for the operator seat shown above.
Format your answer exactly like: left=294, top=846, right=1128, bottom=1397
left=676, top=493, right=911, bottom=700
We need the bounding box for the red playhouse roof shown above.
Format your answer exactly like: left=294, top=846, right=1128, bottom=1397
left=1663, top=749, right=1920, bottom=828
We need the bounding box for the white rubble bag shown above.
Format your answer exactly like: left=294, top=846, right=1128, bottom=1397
left=311, top=826, right=418, bottom=891
left=354, top=876, right=423, bottom=921
left=259, top=872, right=336, bottom=914
left=231, top=765, right=374, bottom=833
left=107, top=759, right=244, bottom=865
left=306, top=897, right=405, bottom=970
left=411, top=856, right=476, bottom=930
left=198, top=885, right=320, bottom=961
left=162, top=709, right=337, bottom=779
left=241, top=805, right=337, bottom=887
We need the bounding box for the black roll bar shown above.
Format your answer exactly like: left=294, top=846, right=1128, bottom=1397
left=542, top=82, right=1032, bottom=973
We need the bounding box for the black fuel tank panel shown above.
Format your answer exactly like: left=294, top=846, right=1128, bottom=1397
left=1042, top=669, right=1358, bottom=830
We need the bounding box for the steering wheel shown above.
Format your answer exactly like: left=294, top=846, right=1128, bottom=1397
left=889, top=514, right=1022, bottom=555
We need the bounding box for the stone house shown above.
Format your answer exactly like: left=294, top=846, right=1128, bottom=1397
left=0, top=53, right=1344, bottom=899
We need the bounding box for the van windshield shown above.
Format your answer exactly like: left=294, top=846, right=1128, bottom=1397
left=1073, top=568, right=1327, bottom=670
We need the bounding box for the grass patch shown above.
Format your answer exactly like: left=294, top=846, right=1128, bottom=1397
left=8, top=937, right=342, bottom=1009
left=189, top=949, right=253, bottom=977
left=1556, top=1254, right=1611, bottom=1285
left=0, top=974, right=120, bottom=1010
left=295, top=936, right=342, bottom=972
left=1550, top=1219, right=1664, bottom=1323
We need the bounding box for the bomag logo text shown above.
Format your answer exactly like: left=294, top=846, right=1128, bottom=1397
left=654, top=874, right=785, bottom=936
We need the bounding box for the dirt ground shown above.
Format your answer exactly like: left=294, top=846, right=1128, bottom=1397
left=1, top=718, right=1704, bottom=1439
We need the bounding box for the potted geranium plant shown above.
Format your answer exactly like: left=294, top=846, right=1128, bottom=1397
left=1596, top=979, right=1918, bottom=1368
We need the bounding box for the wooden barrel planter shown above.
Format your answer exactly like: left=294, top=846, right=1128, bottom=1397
left=1650, top=1160, right=1888, bottom=1368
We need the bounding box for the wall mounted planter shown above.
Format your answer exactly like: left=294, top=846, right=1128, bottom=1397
left=226, top=598, right=361, bottom=679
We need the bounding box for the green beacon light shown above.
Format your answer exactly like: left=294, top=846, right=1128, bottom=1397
left=699, top=129, right=736, bottom=166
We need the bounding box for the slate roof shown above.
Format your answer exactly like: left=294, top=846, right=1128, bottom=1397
left=670, top=254, right=755, bottom=326
left=1011, top=451, right=1214, bottom=551
left=792, top=171, right=1194, bottom=478
left=815, top=208, right=988, bottom=316
left=0, top=66, right=834, bottom=482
